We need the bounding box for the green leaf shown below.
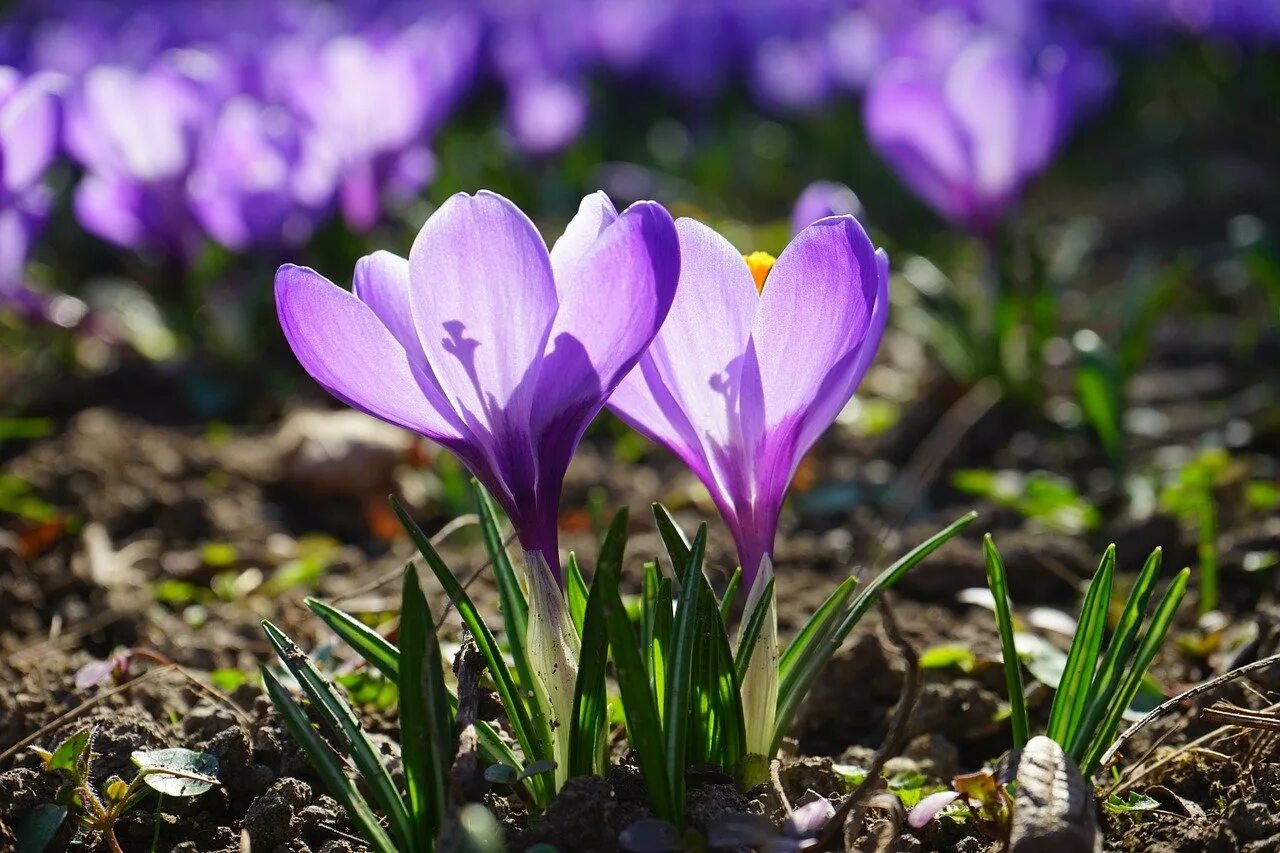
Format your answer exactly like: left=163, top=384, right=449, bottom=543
left=983, top=535, right=1029, bottom=749
left=1069, top=547, right=1163, bottom=762
left=664, top=525, right=708, bottom=825
left=652, top=503, right=692, bottom=578
left=596, top=539, right=677, bottom=823
left=14, top=803, right=66, bottom=853
left=569, top=510, right=628, bottom=778
left=41, top=728, right=91, bottom=774
left=390, top=496, right=552, bottom=806
left=1080, top=568, right=1190, bottom=775
left=774, top=511, right=977, bottom=752
left=1046, top=545, right=1115, bottom=748
left=1103, top=792, right=1160, bottom=813
left=399, top=565, right=452, bottom=847
left=918, top=645, right=978, bottom=672
left=719, top=567, right=743, bottom=624
left=262, top=621, right=414, bottom=846
left=1076, top=346, right=1124, bottom=470
left=307, top=598, right=400, bottom=682
left=778, top=577, right=857, bottom=683
left=131, top=748, right=219, bottom=797
left=565, top=553, right=590, bottom=637
left=260, top=666, right=398, bottom=853
left=734, top=578, right=775, bottom=685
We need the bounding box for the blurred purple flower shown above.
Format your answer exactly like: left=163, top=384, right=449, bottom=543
left=609, top=214, right=889, bottom=587
left=863, top=35, right=1107, bottom=235
left=276, top=190, right=679, bottom=577
left=507, top=77, right=590, bottom=156
left=0, top=67, right=60, bottom=307
left=791, top=180, right=863, bottom=235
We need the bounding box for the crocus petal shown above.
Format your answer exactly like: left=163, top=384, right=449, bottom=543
left=275, top=263, right=462, bottom=443
left=944, top=38, right=1025, bottom=204
left=407, top=190, right=557, bottom=430
left=534, top=199, right=679, bottom=467
left=908, top=790, right=961, bottom=828
left=0, top=76, right=59, bottom=195
left=864, top=67, right=970, bottom=226
left=548, top=190, right=617, bottom=280
left=353, top=250, right=418, bottom=353
left=612, top=217, right=757, bottom=472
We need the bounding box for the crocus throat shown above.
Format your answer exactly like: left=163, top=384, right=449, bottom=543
left=743, top=251, right=775, bottom=293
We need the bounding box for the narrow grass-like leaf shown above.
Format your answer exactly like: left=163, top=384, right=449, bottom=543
left=700, top=577, right=745, bottom=772
left=390, top=497, right=552, bottom=805
left=565, top=553, right=589, bottom=637
left=719, top=567, right=743, bottom=624
left=399, top=565, right=452, bottom=847
left=597, top=545, right=677, bottom=823
left=1069, top=547, right=1162, bottom=761
left=1046, top=545, right=1115, bottom=747
left=306, top=598, right=399, bottom=681
left=778, top=577, right=857, bottom=683
left=569, top=570, right=609, bottom=778
left=1080, top=567, right=1189, bottom=775
left=983, top=535, right=1029, bottom=749
left=734, top=578, right=775, bottom=685
left=262, top=622, right=413, bottom=846
left=653, top=503, right=692, bottom=579
left=260, top=667, right=398, bottom=853
left=305, top=596, right=525, bottom=779
left=664, top=525, right=708, bottom=822
left=650, top=571, right=672, bottom=723
left=774, top=511, right=977, bottom=753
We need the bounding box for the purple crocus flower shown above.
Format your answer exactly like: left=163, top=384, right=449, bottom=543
left=863, top=34, right=1078, bottom=236
left=790, top=180, right=863, bottom=235
left=276, top=190, right=679, bottom=578
left=608, top=212, right=888, bottom=760
left=608, top=214, right=889, bottom=590
left=0, top=68, right=60, bottom=309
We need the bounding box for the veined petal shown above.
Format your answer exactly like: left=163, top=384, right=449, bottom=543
left=275, top=263, right=463, bottom=443
left=407, top=190, right=557, bottom=431
left=353, top=249, right=417, bottom=352
left=751, top=215, right=883, bottom=438
left=548, top=190, right=617, bottom=281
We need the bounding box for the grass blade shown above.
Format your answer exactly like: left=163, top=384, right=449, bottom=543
left=734, top=578, right=775, bottom=685
left=399, top=565, right=452, bottom=846
left=650, top=571, right=673, bottom=722
left=390, top=497, right=552, bottom=805
left=597, top=540, right=677, bottom=823
left=1069, top=547, right=1163, bottom=761
left=306, top=598, right=399, bottom=682
left=1081, top=567, right=1189, bottom=774
left=778, top=577, right=857, bottom=682
left=260, top=667, right=398, bottom=853
left=774, top=511, right=977, bottom=753
left=569, top=569, right=609, bottom=778
left=1046, top=545, right=1116, bottom=747
left=719, top=567, right=743, bottom=624
left=262, top=621, right=414, bottom=847
left=983, top=535, right=1029, bottom=749
left=653, top=503, right=692, bottom=579
left=565, top=553, right=589, bottom=637
left=664, top=525, right=708, bottom=823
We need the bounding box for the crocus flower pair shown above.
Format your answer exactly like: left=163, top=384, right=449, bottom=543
left=276, top=187, right=888, bottom=767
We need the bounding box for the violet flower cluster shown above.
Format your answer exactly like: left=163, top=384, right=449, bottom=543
left=0, top=0, right=1273, bottom=305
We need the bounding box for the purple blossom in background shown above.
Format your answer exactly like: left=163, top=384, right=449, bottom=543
left=276, top=190, right=679, bottom=577
left=791, top=180, right=863, bottom=235
left=0, top=67, right=59, bottom=308
left=609, top=215, right=889, bottom=588
left=863, top=34, right=1110, bottom=235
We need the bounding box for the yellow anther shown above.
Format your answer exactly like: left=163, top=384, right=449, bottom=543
left=743, top=251, right=775, bottom=293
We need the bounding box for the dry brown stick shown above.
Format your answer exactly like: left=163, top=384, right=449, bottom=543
left=437, top=639, right=485, bottom=853
left=1100, top=650, right=1280, bottom=777
left=9, top=608, right=127, bottom=664
left=811, top=596, right=920, bottom=852
left=1201, top=702, right=1280, bottom=733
